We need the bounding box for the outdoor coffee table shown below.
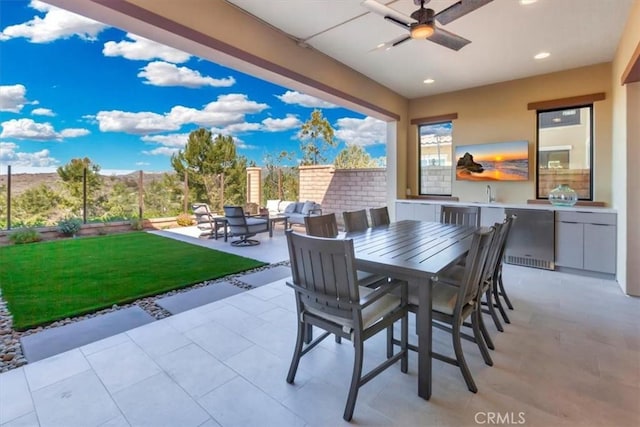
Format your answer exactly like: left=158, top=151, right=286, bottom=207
left=268, top=214, right=288, bottom=237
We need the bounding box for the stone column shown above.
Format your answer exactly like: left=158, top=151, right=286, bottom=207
left=246, top=167, right=262, bottom=206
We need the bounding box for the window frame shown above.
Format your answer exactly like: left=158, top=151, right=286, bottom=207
left=418, top=120, right=453, bottom=196
left=535, top=104, right=594, bottom=201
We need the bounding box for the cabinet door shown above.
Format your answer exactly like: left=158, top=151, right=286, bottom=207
left=555, top=222, right=584, bottom=269
left=395, top=202, right=415, bottom=220
left=584, top=223, right=616, bottom=274
left=414, top=203, right=436, bottom=222
left=481, top=207, right=505, bottom=227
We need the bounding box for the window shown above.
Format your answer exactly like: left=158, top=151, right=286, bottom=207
left=536, top=105, right=593, bottom=200
left=419, top=121, right=452, bottom=195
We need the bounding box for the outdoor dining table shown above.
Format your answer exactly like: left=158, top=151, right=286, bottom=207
left=345, top=219, right=477, bottom=400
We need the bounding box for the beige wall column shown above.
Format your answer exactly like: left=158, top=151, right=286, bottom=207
left=246, top=167, right=262, bottom=207
left=611, top=0, right=640, bottom=295
left=298, top=165, right=334, bottom=204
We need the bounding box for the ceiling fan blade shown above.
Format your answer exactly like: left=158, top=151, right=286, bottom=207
left=435, top=0, right=493, bottom=25
left=384, top=15, right=410, bottom=30
left=392, top=35, right=412, bottom=47
left=361, top=0, right=413, bottom=25
left=428, top=27, right=471, bottom=51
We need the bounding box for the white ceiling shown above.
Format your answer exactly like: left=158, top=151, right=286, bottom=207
left=225, top=0, right=635, bottom=99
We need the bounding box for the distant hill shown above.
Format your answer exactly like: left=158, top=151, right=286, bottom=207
left=0, top=171, right=173, bottom=196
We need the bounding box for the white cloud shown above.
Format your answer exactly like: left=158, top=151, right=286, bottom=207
left=335, top=116, right=386, bottom=146
left=210, top=122, right=262, bottom=135
left=142, top=146, right=181, bottom=156
left=262, top=114, right=301, bottom=132
left=0, top=141, right=59, bottom=167
left=96, top=94, right=269, bottom=134
left=32, top=107, right=55, bottom=116
left=276, top=90, right=338, bottom=108
left=103, top=33, right=190, bottom=63
left=138, top=61, right=235, bottom=88
left=0, top=118, right=90, bottom=141
left=0, top=0, right=107, bottom=43
left=60, top=128, right=90, bottom=138
left=141, top=133, right=190, bottom=148
left=95, top=110, right=177, bottom=134
left=0, top=84, right=28, bottom=113
left=135, top=161, right=150, bottom=166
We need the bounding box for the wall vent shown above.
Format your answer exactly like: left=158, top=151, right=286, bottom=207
left=505, top=255, right=554, bottom=270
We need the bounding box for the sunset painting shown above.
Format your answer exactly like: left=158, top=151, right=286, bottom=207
left=455, top=140, right=529, bottom=181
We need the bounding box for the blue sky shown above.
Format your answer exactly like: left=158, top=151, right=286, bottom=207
left=0, top=0, right=387, bottom=174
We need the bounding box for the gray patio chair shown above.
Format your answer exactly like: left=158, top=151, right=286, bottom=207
left=441, top=205, right=481, bottom=227
left=304, top=213, right=339, bottom=238
left=369, top=206, right=390, bottom=227
left=285, top=230, right=408, bottom=421
left=192, top=203, right=223, bottom=238
left=342, top=209, right=369, bottom=232
left=223, top=205, right=269, bottom=246
left=389, top=227, right=495, bottom=393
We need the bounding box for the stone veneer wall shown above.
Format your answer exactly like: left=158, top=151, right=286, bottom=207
left=538, top=169, right=591, bottom=198
left=298, top=165, right=387, bottom=227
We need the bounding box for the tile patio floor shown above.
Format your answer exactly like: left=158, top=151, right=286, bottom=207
left=1, top=226, right=638, bottom=426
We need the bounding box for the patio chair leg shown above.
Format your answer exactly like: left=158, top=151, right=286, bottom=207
left=498, top=271, right=514, bottom=310
left=485, top=288, right=504, bottom=332
left=477, top=305, right=495, bottom=351
left=287, top=320, right=306, bottom=383
left=493, top=282, right=511, bottom=324
left=473, top=310, right=493, bottom=366
left=343, top=338, right=364, bottom=421
left=453, top=321, right=477, bottom=393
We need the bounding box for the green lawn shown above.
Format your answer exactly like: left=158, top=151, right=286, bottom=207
left=0, top=232, right=266, bottom=330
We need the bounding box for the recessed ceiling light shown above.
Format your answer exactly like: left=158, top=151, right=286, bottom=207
left=423, top=78, right=435, bottom=84
left=520, top=0, right=538, bottom=5
left=534, top=52, right=550, bottom=60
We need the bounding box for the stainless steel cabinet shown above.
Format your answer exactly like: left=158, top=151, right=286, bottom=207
left=555, top=211, right=616, bottom=274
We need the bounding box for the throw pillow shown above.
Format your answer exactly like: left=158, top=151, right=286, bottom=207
left=284, top=202, right=297, bottom=214
left=294, top=202, right=306, bottom=213
left=301, top=201, right=315, bottom=215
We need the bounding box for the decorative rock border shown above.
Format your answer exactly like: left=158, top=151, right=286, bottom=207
left=0, top=261, right=289, bottom=373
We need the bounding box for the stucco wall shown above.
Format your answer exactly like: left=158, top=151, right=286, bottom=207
left=407, top=63, right=613, bottom=205
left=611, top=0, right=640, bottom=295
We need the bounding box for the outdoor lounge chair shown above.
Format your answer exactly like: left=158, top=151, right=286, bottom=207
left=192, top=203, right=224, bottom=238
left=223, top=205, right=269, bottom=246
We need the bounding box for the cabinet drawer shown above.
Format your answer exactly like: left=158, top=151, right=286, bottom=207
left=555, top=211, right=616, bottom=225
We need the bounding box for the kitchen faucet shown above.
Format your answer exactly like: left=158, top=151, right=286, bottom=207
left=486, top=185, right=494, bottom=203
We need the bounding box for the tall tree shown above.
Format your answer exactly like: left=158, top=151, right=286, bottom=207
left=299, top=109, right=336, bottom=165
left=263, top=151, right=298, bottom=201
left=171, top=129, right=247, bottom=212
left=334, top=145, right=379, bottom=169
left=56, top=157, right=103, bottom=215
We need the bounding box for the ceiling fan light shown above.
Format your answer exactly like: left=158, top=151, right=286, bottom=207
left=410, top=23, right=434, bottom=39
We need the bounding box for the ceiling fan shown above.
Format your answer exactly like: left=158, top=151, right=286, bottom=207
left=362, top=0, right=493, bottom=51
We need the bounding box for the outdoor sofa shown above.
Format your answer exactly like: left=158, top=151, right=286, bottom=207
left=265, top=199, right=322, bottom=225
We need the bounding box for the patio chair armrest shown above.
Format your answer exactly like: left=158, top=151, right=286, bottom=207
left=359, top=279, right=406, bottom=308
left=307, top=207, right=322, bottom=216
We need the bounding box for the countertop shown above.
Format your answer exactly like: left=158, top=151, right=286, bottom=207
left=396, top=199, right=617, bottom=214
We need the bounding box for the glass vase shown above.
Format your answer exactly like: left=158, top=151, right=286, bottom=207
left=548, top=184, right=578, bottom=207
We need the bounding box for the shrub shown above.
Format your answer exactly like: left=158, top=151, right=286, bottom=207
left=57, top=217, right=83, bottom=237
left=176, top=213, right=194, bottom=227
left=130, top=218, right=143, bottom=231
left=9, top=228, right=42, bottom=245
